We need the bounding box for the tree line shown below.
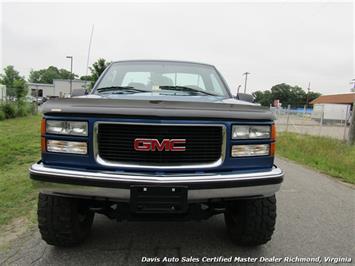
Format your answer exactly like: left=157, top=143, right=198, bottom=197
left=28, top=58, right=110, bottom=89
left=0, top=58, right=109, bottom=120
left=0, top=58, right=110, bottom=98
left=252, top=83, right=321, bottom=108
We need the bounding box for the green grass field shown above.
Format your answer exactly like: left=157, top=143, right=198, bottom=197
left=277, top=132, right=355, bottom=184
left=0, top=115, right=41, bottom=227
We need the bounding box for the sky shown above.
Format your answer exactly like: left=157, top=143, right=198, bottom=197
left=0, top=1, right=354, bottom=94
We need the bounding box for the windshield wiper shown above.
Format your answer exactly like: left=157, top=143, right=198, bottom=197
left=159, top=86, right=218, bottom=96
left=96, top=86, right=150, bottom=93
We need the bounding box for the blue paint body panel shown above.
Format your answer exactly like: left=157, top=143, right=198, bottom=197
left=42, top=115, right=275, bottom=174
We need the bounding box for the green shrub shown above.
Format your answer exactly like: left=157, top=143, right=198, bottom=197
left=1, top=102, right=16, bottom=119
left=16, top=101, right=32, bottom=117
left=16, top=104, right=28, bottom=117
left=0, top=109, right=5, bottom=120
left=29, top=103, right=37, bottom=115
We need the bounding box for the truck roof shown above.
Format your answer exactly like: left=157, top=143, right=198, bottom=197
left=111, top=59, right=216, bottom=68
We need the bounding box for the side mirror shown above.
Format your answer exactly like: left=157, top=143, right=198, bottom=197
left=71, top=88, right=87, bottom=97
left=236, top=93, right=254, bottom=103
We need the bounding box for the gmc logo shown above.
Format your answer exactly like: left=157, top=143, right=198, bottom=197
left=134, top=138, right=186, bottom=152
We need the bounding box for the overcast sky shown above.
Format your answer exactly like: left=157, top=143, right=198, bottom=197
left=1, top=1, right=354, bottom=94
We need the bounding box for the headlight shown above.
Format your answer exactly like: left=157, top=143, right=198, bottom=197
left=231, top=144, right=270, bottom=157
left=46, top=120, right=88, bottom=136
left=47, top=140, right=87, bottom=154
left=232, top=125, right=270, bottom=139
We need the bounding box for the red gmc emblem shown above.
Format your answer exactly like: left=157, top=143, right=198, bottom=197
left=134, top=138, right=186, bottom=152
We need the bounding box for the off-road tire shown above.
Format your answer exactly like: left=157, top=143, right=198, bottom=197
left=224, top=195, right=276, bottom=246
left=38, top=193, right=94, bottom=247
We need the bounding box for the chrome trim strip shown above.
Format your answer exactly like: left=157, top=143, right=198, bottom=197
left=188, top=184, right=281, bottom=200
left=33, top=182, right=281, bottom=201
left=93, top=122, right=226, bottom=170
left=30, top=163, right=283, bottom=184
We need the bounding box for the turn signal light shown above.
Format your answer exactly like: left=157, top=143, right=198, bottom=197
left=231, top=144, right=270, bottom=157
left=47, top=140, right=87, bottom=155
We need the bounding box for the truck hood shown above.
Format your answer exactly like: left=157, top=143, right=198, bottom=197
left=42, top=94, right=274, bottom=120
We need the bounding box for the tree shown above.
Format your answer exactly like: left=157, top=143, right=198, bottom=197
left=307, top=91, right=321, bottom=104
left=81, top=58, right=110, bottom=89
left=0, top=65, right=28, bottom=100
left=80, top=75, right=92, bottom=81
left=29, top=66, right=77, bottom=84
left=0, top=66, right=20, bottom=88
left=252, top=90, right=272, bottom=106
left=13, top=79, right=28, bottom=100
left=253, top=83, right=321, bottom=108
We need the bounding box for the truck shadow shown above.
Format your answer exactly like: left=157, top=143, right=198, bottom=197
left=42, top=214, right=266, bottom=265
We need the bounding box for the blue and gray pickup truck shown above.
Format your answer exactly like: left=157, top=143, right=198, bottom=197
left=29, top=60, right=284, bottom=247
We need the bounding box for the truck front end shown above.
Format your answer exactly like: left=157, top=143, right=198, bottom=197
left=30, top=60, right=283, bottom=247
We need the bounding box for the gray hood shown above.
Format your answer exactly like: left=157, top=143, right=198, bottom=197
left=42, top=95, right=274, bottom=120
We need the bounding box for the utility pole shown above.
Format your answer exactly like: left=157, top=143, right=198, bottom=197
left=243, top=72, right=250, bottom=93
left=306, top=82, right=311, bottom=108
left=348, top=101, right=355, bottom=145
left=66, top=56, right=73, bottom=96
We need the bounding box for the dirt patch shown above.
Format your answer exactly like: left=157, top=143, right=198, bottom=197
left=0, top=218, right=33, bottom=249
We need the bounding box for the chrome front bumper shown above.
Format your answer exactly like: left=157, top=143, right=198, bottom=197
left=29, top=163, right=284, bottom=201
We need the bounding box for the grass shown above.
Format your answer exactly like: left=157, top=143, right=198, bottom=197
left=0, top=115, right=41, bottom=228
left=277, top=132, right=355, bottom=184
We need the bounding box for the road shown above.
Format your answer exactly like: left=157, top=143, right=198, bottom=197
left=0, top=158, right=354, bottom=265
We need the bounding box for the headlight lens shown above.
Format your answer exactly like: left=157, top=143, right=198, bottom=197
left=47, top=140, right=87, bottom=154
left=232, top=125, right=270, bottom=139
left=231, top=144, right=270, bottom=157
left=46, top=120, right=88, bottom=136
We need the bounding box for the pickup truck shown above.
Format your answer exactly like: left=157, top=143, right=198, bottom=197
left=29, top=60, right=284, bottom=247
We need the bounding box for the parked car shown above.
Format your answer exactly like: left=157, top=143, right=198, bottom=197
left=29, top=60, right=284, bottom=247
left=26, top=96, right=46, bottom=105
left=25, top=96, right=36, bottom=103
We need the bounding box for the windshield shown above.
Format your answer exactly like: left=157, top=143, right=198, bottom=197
left=93, top=61, right=230, bottom=97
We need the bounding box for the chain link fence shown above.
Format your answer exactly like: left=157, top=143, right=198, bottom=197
left=273, top=104, right=352, bottom=141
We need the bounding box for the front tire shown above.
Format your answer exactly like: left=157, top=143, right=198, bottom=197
left=224, top=195, right=277, bottom=246
left=37, top=193, right=94, bottom=247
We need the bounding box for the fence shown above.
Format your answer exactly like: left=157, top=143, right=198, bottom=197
left=273, top=105, right=352, bottom=141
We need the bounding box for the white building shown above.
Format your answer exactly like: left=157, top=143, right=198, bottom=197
left=28, top=83, right=54, bottom=98
left=0, top=84, right=6, bottom=101
left=28, top=79, right=88, bottom=98
left=310, top=93, right=355, bottom=122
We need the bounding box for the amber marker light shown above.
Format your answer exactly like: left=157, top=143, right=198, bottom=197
left=271, top=124, right=276, bottom=156
left=270, top=143, right=275, bottom=156
left=271, top=124, right=276, bottom=141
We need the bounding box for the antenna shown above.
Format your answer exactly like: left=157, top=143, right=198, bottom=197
left=243, top=72, right=250, bottom=93
left=85, top=25, right=95, bottom=76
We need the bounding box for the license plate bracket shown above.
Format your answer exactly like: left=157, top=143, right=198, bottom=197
left=130, top=185, right=188, bottom=213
